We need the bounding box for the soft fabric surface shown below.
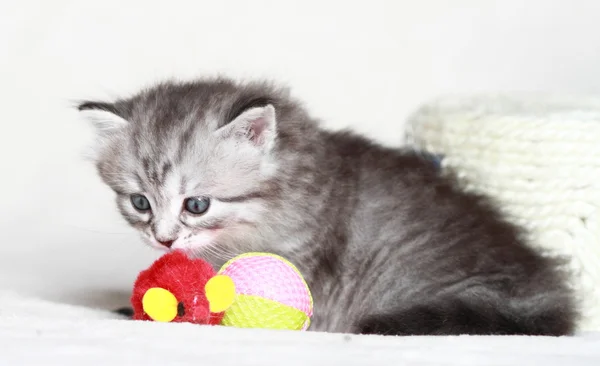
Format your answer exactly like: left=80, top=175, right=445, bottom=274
left=2, top=291, right=599, bottom=365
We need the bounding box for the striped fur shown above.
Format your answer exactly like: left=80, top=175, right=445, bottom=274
left=79, top=78, right=578, bottom=335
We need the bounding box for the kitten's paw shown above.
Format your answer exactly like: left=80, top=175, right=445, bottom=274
left=113, top=306, right=134, bottom=319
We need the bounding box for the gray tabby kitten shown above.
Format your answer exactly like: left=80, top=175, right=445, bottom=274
left=79, top=78, right=577, bottom=335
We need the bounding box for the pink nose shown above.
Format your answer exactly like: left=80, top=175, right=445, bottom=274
left=158, top=240, right=174, bottom=248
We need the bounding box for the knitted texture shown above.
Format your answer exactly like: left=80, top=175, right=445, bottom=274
left=220, top=295, right=310, bottom=330
left=405, top=93, right=600, bottom=332
left=218, top=253, right=313, bottom=330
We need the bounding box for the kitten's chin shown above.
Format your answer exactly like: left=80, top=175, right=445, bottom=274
left=140, top=236, right=220, bottom=266
left=139, top=226, right=258, bottom=265
left=182, top=231, right=254, bottom=266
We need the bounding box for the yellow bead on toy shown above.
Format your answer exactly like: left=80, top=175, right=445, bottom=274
left=142, top=287, right=179, bottom=322
left=205, top=275, right=236, bottom=313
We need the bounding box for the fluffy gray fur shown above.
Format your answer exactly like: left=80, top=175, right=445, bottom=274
left=79, top=78, right=577, bottom=335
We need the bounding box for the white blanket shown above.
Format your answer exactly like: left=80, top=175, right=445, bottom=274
left=2, top=291, right=599, bottom=366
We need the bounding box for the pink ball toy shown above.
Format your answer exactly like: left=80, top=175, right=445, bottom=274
left=216, top=252, right=313, bottom=330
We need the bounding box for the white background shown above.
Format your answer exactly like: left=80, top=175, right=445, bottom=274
left=1, top=0, right=599, bottom=309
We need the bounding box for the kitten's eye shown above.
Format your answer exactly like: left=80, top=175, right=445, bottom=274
left=184, top=197, right=210, bottom=215
left=131, top=194, right=151, bottom=211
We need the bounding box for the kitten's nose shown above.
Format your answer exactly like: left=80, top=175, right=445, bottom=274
left=157, top=239, right=174, bottom=248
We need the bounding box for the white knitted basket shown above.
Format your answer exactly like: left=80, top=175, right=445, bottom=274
left=405, top=93, right=600, bottom=332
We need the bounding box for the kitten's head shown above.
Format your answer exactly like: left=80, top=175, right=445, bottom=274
left=78, top=79, right=304, bottom=258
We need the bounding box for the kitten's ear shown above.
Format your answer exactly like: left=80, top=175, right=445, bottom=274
left=216, top=105, right=277, bottom=150
left=77, top=101, right=129, bottom=138
left=77, top=101, right=129, bottom=161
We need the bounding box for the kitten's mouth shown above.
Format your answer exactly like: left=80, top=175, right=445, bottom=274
left=141, top=224, right=231, bottom=259
left=179, top=227, right=224, bottom=250
left=206, top=225, right=224, bottom=231
left=146, top=240, right=172, bottom=252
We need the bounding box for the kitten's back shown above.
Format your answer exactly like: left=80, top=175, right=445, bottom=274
left=305, top=129, right=577, bottom=335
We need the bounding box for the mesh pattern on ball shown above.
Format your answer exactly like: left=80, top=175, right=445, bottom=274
left=220, top=294, right=310, bottom=330
left=219, top=253, right=313, bottom=317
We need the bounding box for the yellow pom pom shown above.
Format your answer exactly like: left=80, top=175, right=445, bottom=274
left=142, top=287, right=178, bottom=322
left=205, top=275, right=236, bottom=313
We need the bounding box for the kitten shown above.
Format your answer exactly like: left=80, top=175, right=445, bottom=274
left=79, top=78, right=577, bottom=335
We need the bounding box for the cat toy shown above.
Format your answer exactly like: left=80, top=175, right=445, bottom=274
left=131, top=250, right=313, bottom=331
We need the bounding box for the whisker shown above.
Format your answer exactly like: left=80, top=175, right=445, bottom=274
left=64, top=224, right=131, bottom=235
left=202, top=242, right=237, bottom=262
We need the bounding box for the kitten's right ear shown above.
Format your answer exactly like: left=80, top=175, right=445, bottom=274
left=215, top=104, right=277, bottom=152
left=77, top=101, right=129, bottom=137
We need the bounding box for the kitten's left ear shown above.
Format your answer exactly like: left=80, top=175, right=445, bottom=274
left=77, top=101, right=129, bottom=160
left=216, top=105, right=277, bottom=151
left=77, top=101, right=129, bottom=138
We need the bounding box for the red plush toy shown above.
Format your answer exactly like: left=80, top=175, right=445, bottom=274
left=131, top=250, right=223, bottom=325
